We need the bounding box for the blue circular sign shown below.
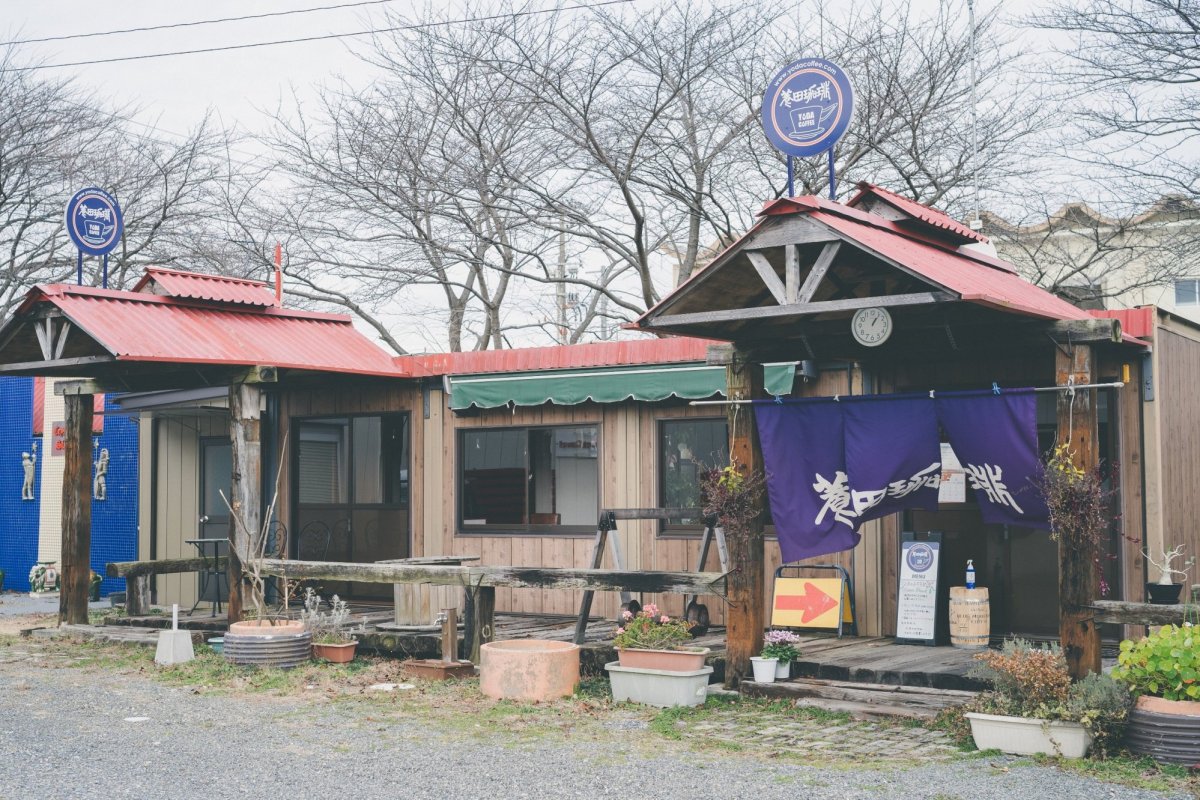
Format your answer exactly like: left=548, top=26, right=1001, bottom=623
left=761, top=58, right=855, bottom=158
left=906, top=543, right=935, bottom=573
left=65, top=187, right=123, bottom=257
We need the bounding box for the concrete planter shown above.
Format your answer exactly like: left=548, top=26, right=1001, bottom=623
left=605, top=661, right=713, bottom=708
left=615, top=647, right=710, bottom=672
left=480, top=640, right=580, bottom=702
left=1126, top=695, right=1200, bottom=766
left=966, top=712, right=1092, bottom=758
left=223, top=623, right=312, bottom=669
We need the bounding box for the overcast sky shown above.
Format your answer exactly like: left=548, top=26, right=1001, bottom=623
left=5, top=0, right=1045, bottom=152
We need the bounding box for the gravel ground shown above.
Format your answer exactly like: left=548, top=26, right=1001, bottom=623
left=0, top=659, right=1192, bottom=800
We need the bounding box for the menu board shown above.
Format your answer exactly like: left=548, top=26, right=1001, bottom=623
left=896, top=537, right=941, bottom=644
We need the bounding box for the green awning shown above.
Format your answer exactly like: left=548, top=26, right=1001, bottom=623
left=448, top=362, right=796, bottom=410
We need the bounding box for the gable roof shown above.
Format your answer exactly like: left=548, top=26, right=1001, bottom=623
left=132, top=266, right=278, bottom=307
left=846, top=183, right=989, bottom=244
left=3, top=281, right=405, bottom=378
left=636, top=191, right=1094, bottom=334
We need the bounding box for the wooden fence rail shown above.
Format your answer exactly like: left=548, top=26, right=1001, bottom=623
left=106, top=556, right=231, bottom=616
left=108, top=557, right=728, bottom=663
left=1089, top=600, right=1200, bottom=627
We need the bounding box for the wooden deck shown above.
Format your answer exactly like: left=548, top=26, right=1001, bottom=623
left=787, top=635, right=989, bottom=691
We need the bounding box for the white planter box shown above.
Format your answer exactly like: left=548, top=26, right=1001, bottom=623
left=966, top=712, right=1093, bottom=758
left=605, top=661, right=713, bottom=708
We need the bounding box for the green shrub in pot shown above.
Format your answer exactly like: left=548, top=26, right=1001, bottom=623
left=1111, top=623, right=1200, bottom=701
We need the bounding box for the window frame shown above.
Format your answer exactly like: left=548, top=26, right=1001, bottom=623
left=456, top=422, right=602, bottom=537
left=654, top=415, right=777, bottom=539
left=1175, top=278, right=1200, bottom=306
left=291, top=411, right=412, bottom=515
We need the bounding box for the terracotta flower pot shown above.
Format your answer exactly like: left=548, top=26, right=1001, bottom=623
left=616, top=647, right=710, bottom=672
left=313, top=641, right=357, bottom=664
left=228, top=619, right=305, bottom=636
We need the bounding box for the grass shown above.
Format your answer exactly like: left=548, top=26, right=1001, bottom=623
left=1034, top=752, right=1198, bottom=794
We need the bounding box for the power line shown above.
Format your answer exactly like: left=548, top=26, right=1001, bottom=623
left=1, top=1, right=634, bottom=73
left=0, top=0, right=403, bottom=47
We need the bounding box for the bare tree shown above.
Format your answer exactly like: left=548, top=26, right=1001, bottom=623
left=1033, top=0, right=1200, bottom=198
left=984, top=196, right=1200, bottom=305
left=0, top=48, right=240, bottom=323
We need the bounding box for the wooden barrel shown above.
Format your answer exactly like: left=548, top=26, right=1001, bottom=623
left=949, top=586, right=990, bottom=648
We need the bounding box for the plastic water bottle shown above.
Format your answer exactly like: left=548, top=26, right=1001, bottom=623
left=966, top=559, right=976, bottom=590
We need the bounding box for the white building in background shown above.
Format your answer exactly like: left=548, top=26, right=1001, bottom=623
left=981, top=197, right=1200, bottom=325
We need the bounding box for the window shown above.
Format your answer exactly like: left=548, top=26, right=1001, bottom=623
left=459, top=425, right=599, bottom=533
left=1175, top=279, right=1200, bottom=306
left=294, top=414, right=410, bottom=589
left=659, top=418, right=728, bottom=528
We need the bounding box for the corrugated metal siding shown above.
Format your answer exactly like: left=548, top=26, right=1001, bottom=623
left=1091, top=308, right=1156, bottom=340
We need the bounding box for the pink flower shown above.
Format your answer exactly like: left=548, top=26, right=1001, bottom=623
left=615, top=627, right=625, bottom=635
left=622, top=610, right=633, bottom=620
left=660, top=615, right=670, bottom=624
left=644, top=603, right=659, bottom=617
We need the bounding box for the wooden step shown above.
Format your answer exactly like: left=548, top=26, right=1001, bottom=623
left=741, top=676, right=977, bottom=721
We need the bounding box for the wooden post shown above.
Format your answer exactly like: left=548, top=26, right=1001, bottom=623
left=465, top=586, right=496, bottom=663
left=227, top=382, right=263, bottom=622
left=441, top=607, right=458, bottom=662
left=126, top=575, right=151, bottom=616
left=59, top=393, right=94, bottom=625
left=725, top=348, right=766, bottom=687
left=1056, top=344, right=1102, bottom=679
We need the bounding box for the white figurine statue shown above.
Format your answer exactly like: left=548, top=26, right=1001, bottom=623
left=21, top=450, right=36, bottom=500
left=94, top=447, right=109, bottom=501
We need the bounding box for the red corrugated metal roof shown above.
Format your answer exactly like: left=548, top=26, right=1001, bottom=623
left=1090, top=308, right=1156, bottom=339
left=846, top=182, right=989, bottom=243
left=809, top=210, right=1094, bottom=321
left=132, top=267, right=277, bottom=307
left=24, top=284, right=405, bottom=377
left=397, top=336, right=718, bottom=377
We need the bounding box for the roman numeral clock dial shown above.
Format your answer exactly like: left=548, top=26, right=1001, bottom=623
left=851, top=306, right=893, bottom=347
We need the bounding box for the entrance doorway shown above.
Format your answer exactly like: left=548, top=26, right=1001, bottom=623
left=903, top=391, right=1121, bottom=641
left=293, top=413, right=411, bottom=599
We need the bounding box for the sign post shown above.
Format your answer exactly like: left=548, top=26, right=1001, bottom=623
left=64, top=187, right=124, bottom=288
left=761, top=57, right=856, bottom=199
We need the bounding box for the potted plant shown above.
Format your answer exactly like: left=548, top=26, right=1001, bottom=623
left=965, top=639, right=1131, bottom=758
left=606, top=604, right=713, bottom=707
left=612, top=603, right=708, bottom=670
left=89, top=570, right=102, bottom=602
left=763, top=629, right=801, bottom=680
left=1142, top=545, right=1194, bottom=605
left=1112, top=623, right=1200, bottom=764
left=301, top=588, right=361, bottom=664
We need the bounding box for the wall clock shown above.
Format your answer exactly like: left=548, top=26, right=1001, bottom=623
left=851, top=306, right=892, bottom=347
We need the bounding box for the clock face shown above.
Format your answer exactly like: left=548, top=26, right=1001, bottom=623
left=851, top=307, right=892, bottom=347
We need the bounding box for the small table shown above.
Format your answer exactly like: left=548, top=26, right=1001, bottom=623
left=186, top=538, right=229, bottom=617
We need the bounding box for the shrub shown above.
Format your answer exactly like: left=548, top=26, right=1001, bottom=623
left=970, top=639, right=1071, bottom=718
left=1111, top=623, right=1200, bottom=702
left=969, top=638, right=1133, bottom=753
left=613, top=603, right=695, bottom=650
left=300, top=588, right=360, bottom=644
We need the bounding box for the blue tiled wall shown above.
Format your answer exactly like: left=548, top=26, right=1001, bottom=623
left=0, top=377, right=40, bottom=592
left=92, top=395, right=138, bottom=596
left=0, top=380, right=138, bottom=596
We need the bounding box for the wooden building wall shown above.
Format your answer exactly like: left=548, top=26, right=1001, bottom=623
left=139, top=412, right=229, bottom=608
left=1149, top=315, right=1200, bottom=590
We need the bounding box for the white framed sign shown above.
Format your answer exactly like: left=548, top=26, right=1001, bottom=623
left=896, top=535, right=941, bottom=645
